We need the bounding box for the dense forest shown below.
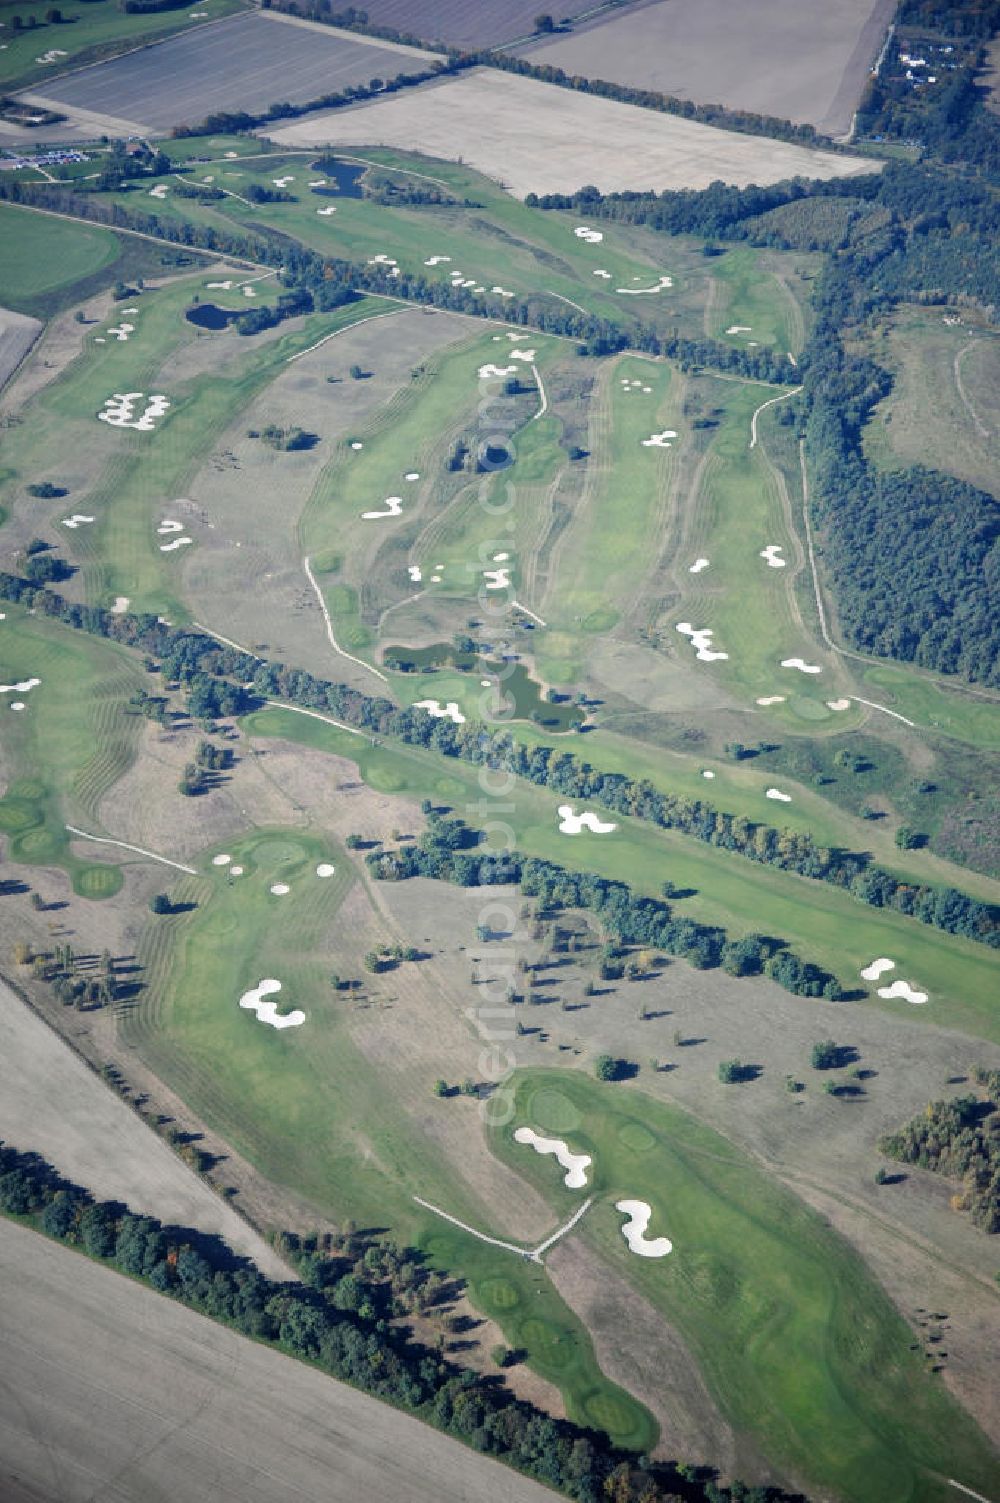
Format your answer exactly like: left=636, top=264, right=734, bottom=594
left=2, top=571, right=997, bottom=956
left=0, top=1140, right=798, bottom=1503
left=880, top=1068, right=1000, bottom=1231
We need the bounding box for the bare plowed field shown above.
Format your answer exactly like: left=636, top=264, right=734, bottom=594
left=345, top=0, right=599, bottom=49
left=22, top=11, right=436, bottom=135
left=0, top=1217, right=558, bottom=1503
left=270, top=68, right=878, bottom=196
left=518, top=0, right=896, bottom=137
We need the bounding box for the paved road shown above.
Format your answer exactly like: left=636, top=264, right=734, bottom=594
left=0, top=1217, right=558, bottom=1503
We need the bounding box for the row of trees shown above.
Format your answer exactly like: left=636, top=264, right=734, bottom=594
left=1, top=570, right=996, bottom=951
left=0, top=1139, right=799, bottom=1503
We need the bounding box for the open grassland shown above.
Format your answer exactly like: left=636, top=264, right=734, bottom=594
left=0, top=0, right=244, bottom=94
left=861, top=308, right=1000, bottom=500
left=493, top=1071, right=1000, bottom=1503
left=269, top=68, right=879, bottom=197
left=244, top=707, right=1000, bottom=1042
left=0, top=273, right=393, bottom=618
left=20, top=9, right=434, bottom=134
left=0, top=1217, right=560, bottom=1503
left=0, top=201, right=117, bottom=309
left=516, top=0, right=893, bottom=137
left=0, top=609, right=144, bottom=894
left=125, top=823, right=653, bottom=1448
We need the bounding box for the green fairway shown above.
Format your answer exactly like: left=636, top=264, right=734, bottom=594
left=245, top=706, right=1000, bottom=1041
left=0, top=609, right=143, bottom=894
left=126, top=823, right=654, bottom=1450
left=492, top=1071, right=1000, bottom=1503
left=0, top=203, right=118, bottom=309
left=707, top=244, right=809, bottom=354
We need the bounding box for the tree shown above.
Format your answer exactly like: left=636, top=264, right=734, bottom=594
left=150, top=893, right=171, bottom=915
left=811, top=1039, right=846, bottom=1070
left=534, top=12, right=554, bottom=31
left=718, top=1059, right=744, bottom=1084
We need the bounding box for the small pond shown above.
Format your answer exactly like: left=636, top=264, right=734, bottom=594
left=185, top=303, right=240, bottom=330
left=383, top=642, right=584, bottom=732
left=310, top=156, right=366, bottom=198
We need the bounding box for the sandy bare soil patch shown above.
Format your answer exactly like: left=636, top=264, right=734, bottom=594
left=517, top=0, right=896, bottom=137
left=0, top=979, right=291, bottom=1278
left=0, top=1217, right=558, bottom=1503
left=269, top=69, right=878, bottom=196
left=0, top=305, right=41, bottom=394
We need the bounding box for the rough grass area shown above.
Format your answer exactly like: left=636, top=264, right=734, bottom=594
left=492, top=1071, right=1000, bottom=1503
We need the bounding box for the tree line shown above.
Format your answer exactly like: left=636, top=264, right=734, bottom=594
left=1, top=570, right=996, bottom=952
left=879, top=1068, right=1000, bottom=1232
left=0, top=1138, right=801, bottom=1503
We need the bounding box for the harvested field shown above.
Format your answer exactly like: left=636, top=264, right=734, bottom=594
left=518, top=0, right=896, bottom=138
left=22, top=11, right=437, bottom=135
left=0, top=979, right=291, bottom=1279
left=345, top=0, right=598, bottom=49
left=0, top=1216, right=558, bottom=1503
left=268, top=68, right=879, bottom=197
left=0, top=305, right=41, bottom=395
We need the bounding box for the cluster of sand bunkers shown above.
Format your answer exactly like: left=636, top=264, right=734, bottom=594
left=61, top=513, right=94, bottom=529
left=557, top=804, right=616, bottom=835
left=98, top=391, right=170, bottom=432
left=620, top=376, right=653, bottom=395
left=860, top=957, right=928, bottom=1004
left=1, top=675, right=40, bottom=712
left=514, top=1126, right=671, bottom=1258
left=93, top=305, right=139, bottom=346
left=158, top=517, right=193, bottom=553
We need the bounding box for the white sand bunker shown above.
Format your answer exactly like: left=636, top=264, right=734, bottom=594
left=405, top=471, right=420, bottom=481
left=861, top=957, right=895, bottom=981
left=272, top=175, right=295, bottom=188
left=702, top=769, right=715, bottom=779
left=616, top=1200, right=672, bottom=1258
left=94, top=338, right=105, bottom=344
left=316, top=206, right=336, bottom=217
left=350, top=441, right=363, bottom=450
left=362, top=496, right=403, bottom=520
left=514, top=1127, right=591, bottom=1189
left=756, top=695, right=786, bottom=706
left=207, top=280, right=233, bottom=290
left=407, top=564, right=422, bottom=583
left=760, top=545, right=786, bottom=568
left=270, top=882, right=290, bottom=896
left=369, top=253, right=397, bottom=267
left=642, top=429, right=677, bottom=449
left=110, top=596, right=129, bottom=614
left=230, top=865, right=244, bottom=876
left=414, top=699, right=466, bottom=724
left=61, top=514, right=94, bottom=529
left=557, top=804, right=616, bottom=835
left=509, top=348, right=536, bottom=363
left=689, top=558, right=710, bottom=574
left=483, top=567, right=511, bottom=589
left=616, top=276, right=672, bottom=294
left=574, top=226, right=603, bottom=243
left=212, top=853, right=232, bottom=867
left=781, top=657, right=821, bottom=674
left=677, top=622, right=728, bottom=662
left=766, top=788, right=792, bottom=802
left=157, top=519, right=184, bottom=535
left=10, top=701, right=25, bottom=711
left=490, top=285, right=515, bottom=298
left=160, top=537, right=192, bottom=552
left=726, top=325, right=751, bottom=334
left=36, top=47, right=68, bottom=62
left=479, top=363, right=517, bottom=379
left=878, top=979, right=929, bottom=1005
left=827, top=698, right=850, bottom=711
left=425, top=255, right=451, bottom=266
left=239, top=978, right=304, bottom=1030
left=492, top=551, right=510, bottom=562
left=107, top=323, right=134, bottom=342
left=316, top=863, right=335, bottom=877
left=0, top=678, right=40, bottom=694
left=98, top=392, right=169, bottom=431
left=242, top=286, right=256, bottom=298
left=148, top=183, right=169, bottom=199
left=593, top=269, right=612, bottom=279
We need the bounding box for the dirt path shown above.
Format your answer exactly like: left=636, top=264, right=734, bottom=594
left=953, top=341, right=991, bottom=439
left=302, top=554, right=389, bottom=686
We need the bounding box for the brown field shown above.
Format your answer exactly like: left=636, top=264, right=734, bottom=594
left=0, top=978, right=292, bottom=1278
left=0, top=306, right=41, bottom=395
left=269, top=69, right=879, bottom=197
left=0, top=1216, right=560, bottom=1503
left=518, top=0, right=896, bottom=138
left=346, top=0, right=601, bottom=49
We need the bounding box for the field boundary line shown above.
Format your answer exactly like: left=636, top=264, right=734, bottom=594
left=749, top=384, right=802, bottom=448
left=65, top=824, right=196, bottom=874
left=302, top=554, right=389, bottom=685
left=529, top=362, right=547, bottom=421
left=264, top=700, right=368, bottom=739
left=286, top=307, right=402, bottom=362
